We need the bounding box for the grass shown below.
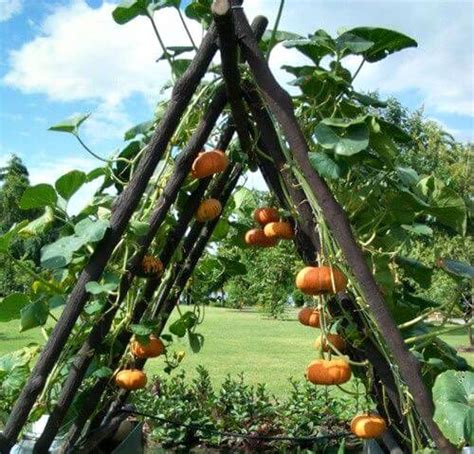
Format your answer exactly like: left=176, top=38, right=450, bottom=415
left=0, top=306, right=472, bottom=396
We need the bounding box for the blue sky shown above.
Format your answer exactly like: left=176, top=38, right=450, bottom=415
left=0, top=0, right=473, bottom=212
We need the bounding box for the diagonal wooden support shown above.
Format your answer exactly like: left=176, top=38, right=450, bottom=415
left=0, top=23, right=223, bottom=451
left=230, top=4, right=454, bottom=452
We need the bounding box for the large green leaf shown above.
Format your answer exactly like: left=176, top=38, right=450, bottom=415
left=397, top=166, right=420, bottom=187
left=433, top=370, right=474, bottom=446
left=55, top=170, right=86, bottom=201
left=40, top=236, right=86, bottom=269
left=437, top=259, right=474, bottom=280
left=233, top=187, right=256, bottom=212
left=124, top=120, right=154, bottom=141
left=49, top=113, right=90, bottom=134
left=112, top=0, right=150, bottom=24
left=0, top=293, right=31, bottom=322
left=74, top=218, right=110, bottom=243
left=339, top=27, right=417, bottom=62
left=395, top=256, right=433, bottom=289
left=261, top=30, right=301, bottom=54
left=315, top=121, right=369, bottom=156
left=19, top=207, right=55, bottom=237
left=185, top=0, right=212, bottom=28
left=308, top=152, right=345, bottom=180
left=20, top=300, right=49, bottom=332
left=283, top=30, right=336, bottom=64
left=85, top=273, right=120, bottom=295
left=19, top=184, right=57, bottom=210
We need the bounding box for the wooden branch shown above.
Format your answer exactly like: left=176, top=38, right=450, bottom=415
left=212, top=0, right=256, bottom=170
left=0, top=24, right=221, bottom=452
left=231, top=5, right=454, bottom=452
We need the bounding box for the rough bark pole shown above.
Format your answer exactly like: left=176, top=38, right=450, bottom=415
left=74, top=165, right=242, bottom=453
left=0, top=24, right=222, bottom=452
left=212, top=0, right=255, bottom=168
left=231, top=5, right=454, bottom=452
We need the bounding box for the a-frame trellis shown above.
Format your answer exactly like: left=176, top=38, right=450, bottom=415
left=0, top=1, right=455, bottom=453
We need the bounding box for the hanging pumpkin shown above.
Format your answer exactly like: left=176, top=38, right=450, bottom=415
left=263, top=221, right=293, bottom=240
left=296, top=266, right=347, bottom=295
left=191, top=149, right=229, bottom=179
left=115, top=369, right=147, bottom=390
left=131, top=335, right=165, bottom=359
left=138, top=255, right=164, bottom=278
left=244, top=229, right=277, bottom=247
left=196, top=198, right=222, bottom=222
left=253, top=207, right=280, bottom=225
left=314, top=333, right=346, bottom=352
left=297, top=307, right=320, bottom=328
left=306, top=358, right=352, bottom=385
left=350, top=414, right=387, bottom=439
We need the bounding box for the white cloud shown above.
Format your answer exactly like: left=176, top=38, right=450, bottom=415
left=0, top=0, right=22, bottom=22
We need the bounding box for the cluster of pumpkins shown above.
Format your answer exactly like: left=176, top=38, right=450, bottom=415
left=296, top=266, right=387, bottom=439
left=245, top=207, right=294, bottom=247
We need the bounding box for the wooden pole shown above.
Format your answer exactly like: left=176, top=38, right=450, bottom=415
left=231, top=4, right=454, bottom=451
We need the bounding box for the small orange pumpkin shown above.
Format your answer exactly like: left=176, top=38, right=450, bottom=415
left=306, top=358, right=352, bottom=385
left=115, top=369, right=147, bottom=390
left=297, top=307, right=320, bottom=328
left=296, top=266, right=347, bottom=295
left=263, top=221, right=293, bottom=240
left=138, top=255, right=164, bottom=278
left=244, top=229, right=277, bottom=247
left=131, top=335, right=165, bottom=359
left=314, top=333, right=346, bottom=352
left=195, top=198, right=222, bottom=222
left=350, top=414, right=387, bottom=439
left=253, top=207, right=280, bottom=225
left=191, top=149, right=229, bottom=179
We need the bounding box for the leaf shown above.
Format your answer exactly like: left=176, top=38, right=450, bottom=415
left=233, top=187, right=256, bottom=212
left=19, top=184, right=57, bottom=210
left=395, top=256, right=433, bottom=289
left=308, top=152, right=345, bottom=180
left=437, top=259, right=474, bottom=280
left=351, top=92, right=387, bottom=108
left=0, top=293, right=31, bottom=322
left=185, top=0, right=212, bottom=28
left=218, top=257, right=246, bottom=276
left=112, top=0, right=150, bottom=25
left=150, top=0, right=181, bottom=10
left=397, top=166, right=420, bottom=187
left=85, top=273, right=120, bottom=295
left=40, top=236, right=86, bottom=269
left=123, top=120, right=154, bottom=141
left=433, top=370, right=474, bottom=446
left=401, top=223, right=433, bottom=236
left=314, top=122, right=369, bottom=156
left=283, top=30, right=336, bottom=64
left=74, top=218, right=110, bottom=243
left=260, top=30, right=301, bottom=54
left=129, top=220, right=150, bottom=237
left=20, top=300, right=49, bottom=331
left=336, top=32, right=374, bottom=55
left=339, top=27, right=417, bottom=62
left=49, top=113, right=91, bottom=134
left=0, top=221, right=28, bottom=253
left=171, top=59, right=192, bottom=79
left=92, top=366, right=113, bottom=378
left=55, top=170, right=86, bottom=201
left=188, top=332, right=204, bottom=353
left=48, top=295, right=66, bottom=309
left=19, top=207, right=55, bottom=237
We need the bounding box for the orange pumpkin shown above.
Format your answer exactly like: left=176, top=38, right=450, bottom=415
left=306, top=359, right=352, bottom=385
left=195, top=199, right=222, bottom=222
left=263, top=221, right=293, bottom=240
left=253, top=207, right=280, bottom=225
left=244, top=229, right=277, bottom=247
left=350, top=414, right=387, bottom=439
left=138, top=255, right=164, bottom=278
left=314, top=333, right=346, bottom=352
left=115, top=369, right=147, bottom=390
left=131, top=335, right=165, bottom=359
left=191, top=149, right=229, bottom=179
left=296, top=266, right=347, bottom=295
left=297, top=307, right=320, bottom=328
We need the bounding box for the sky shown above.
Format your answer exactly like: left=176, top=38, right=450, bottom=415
left=0, top=0, right=473, bottom=214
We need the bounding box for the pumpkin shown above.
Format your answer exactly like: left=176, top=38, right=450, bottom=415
left=138, top=255, right=164, bottom=278
left=263, top=221, right=293, bottom=240
left=191, top=149, right=229, bottom=179
left=196, top=198, right=222, bottom=222
left=115, top=369, right=147, bottom=390
left=131, top=335, right=165, bottom=359
left=253, top=207, right=280, bottom=225
left=244, top=229, right=277, bottom=247
left=306, top=359, right=352, bottom=385
left=314, top=333, right=346, bottom=352
left=297, top=307, right=320, bottom=328
left=296, top=266, right=347, bottom=295
left=350, top=414, right=387, bottom=439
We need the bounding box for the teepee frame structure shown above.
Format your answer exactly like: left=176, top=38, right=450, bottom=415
left=0, top=1, right=455, bottom=452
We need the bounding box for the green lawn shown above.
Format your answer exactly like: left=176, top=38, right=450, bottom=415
left=0, top=306, right=472, bottom=396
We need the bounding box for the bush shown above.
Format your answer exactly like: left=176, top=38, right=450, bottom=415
left=131, top=366, right=355, bottom=452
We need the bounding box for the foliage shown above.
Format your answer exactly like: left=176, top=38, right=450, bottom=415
left=132, top=366, right=354, bottom=451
